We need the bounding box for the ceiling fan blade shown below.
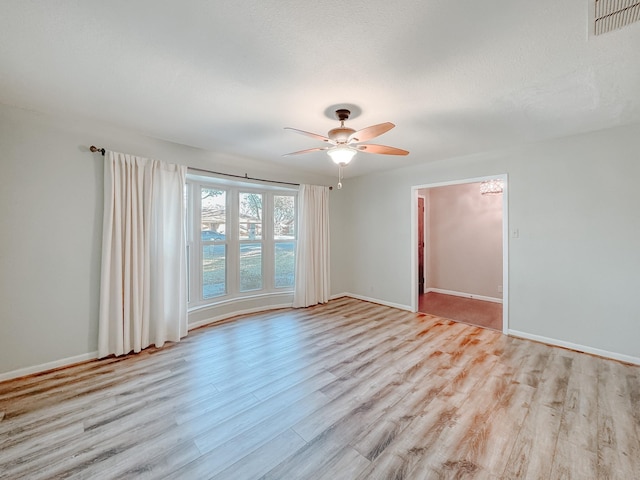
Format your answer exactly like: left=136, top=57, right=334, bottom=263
left=348, top=122, right=395, bottom=143
left=282, top=146, right=330, bottom=156
left=284, top=127, right=331, bottom=143
left=356, top=144, right=409, bottom=156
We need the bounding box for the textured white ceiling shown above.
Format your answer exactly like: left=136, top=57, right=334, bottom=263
left=1, top=1, right=639, bottom=178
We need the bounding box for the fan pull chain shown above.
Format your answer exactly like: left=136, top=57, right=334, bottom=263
left=337, top=165, right=343, bottom=189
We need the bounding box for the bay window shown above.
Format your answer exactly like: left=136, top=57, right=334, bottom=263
left=187, top=177, right=296, bottom=307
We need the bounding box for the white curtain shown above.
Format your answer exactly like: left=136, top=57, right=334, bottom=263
left=293, top=184, right=330, bottom=308
left=98, top=151, right=187, bottom=358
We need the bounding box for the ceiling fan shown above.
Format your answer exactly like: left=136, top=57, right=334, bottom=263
left=283, top=109, right=409, bottom=172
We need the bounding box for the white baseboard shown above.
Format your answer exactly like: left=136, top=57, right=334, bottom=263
left=5, top=306, right=635, bottom=384
left=332, top=292, right=413, bottom=312
left=329, top=292, right=348, bottom=300
left=0, top=351, right=99, bottom=383
left=188, top=303, right=293, bottom=330
left=426, top=288, right=503, bottom=304
left=0, top=302, right=294, bottom=382
left=335, top=294, right=639, bottom=366
left=508, top=329, right=640, bottom=366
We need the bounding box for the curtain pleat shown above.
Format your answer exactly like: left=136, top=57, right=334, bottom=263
left=98, top=151, right=187, bottom=358
left=293, top=184, right=330, bottom=308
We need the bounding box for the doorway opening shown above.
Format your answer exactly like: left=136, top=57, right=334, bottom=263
left=411, top=175, right=508, bottom=333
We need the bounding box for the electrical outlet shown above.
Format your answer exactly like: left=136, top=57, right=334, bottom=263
left=511, top=229, right=520, bottom=238
left=498, top=285, right=503, bottom=293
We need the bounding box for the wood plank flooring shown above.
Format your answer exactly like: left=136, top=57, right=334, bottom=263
left=1, top=297, right=639, bottom=479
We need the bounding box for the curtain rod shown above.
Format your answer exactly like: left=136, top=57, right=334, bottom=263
left=188, top=166, right=300, bottom=187
left=90, top=145, right=332, bottom=189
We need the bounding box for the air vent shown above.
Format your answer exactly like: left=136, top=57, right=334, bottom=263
left=594, top=0, right=640, bottom=35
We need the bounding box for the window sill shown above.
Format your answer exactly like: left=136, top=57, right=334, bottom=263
left=188, top=290, right=295, bottom=330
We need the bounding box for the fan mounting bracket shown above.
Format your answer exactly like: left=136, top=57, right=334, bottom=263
left=335, top=109, right=351, bottom=122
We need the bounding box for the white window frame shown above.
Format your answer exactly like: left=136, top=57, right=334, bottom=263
left=272, top=192, right=298, bottom=289
left=186, top=175, right=297, bottom=309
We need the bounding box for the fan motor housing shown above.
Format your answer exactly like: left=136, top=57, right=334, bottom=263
left=328, top=127, right=355, bottom=143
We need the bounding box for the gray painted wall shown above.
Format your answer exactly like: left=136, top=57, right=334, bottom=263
left=0, top=104, right=333, bottom=376
left=2, top=100, right=639, bottom=376
left=329, top=122, right=640, bottom=360
left=425, top=183, right=503, bottom=299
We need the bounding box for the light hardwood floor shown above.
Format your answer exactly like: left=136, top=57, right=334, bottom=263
left=1, top=297, right=639, bottom=479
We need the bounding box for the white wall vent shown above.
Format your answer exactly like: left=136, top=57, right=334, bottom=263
left=593, top=0, right=640, bottom=35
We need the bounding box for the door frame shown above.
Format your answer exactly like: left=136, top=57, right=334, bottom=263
left=417, top=194, right=426, bottom=295
left=410, top=174, right=509, bottom=334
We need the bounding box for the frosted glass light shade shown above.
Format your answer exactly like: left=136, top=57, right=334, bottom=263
left=327, top=146, right=357, bottom=166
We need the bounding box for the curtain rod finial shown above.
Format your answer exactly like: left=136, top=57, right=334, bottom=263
left=90, top=146, right=105, bottom=156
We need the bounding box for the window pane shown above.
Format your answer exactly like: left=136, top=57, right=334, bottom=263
left=274, top=195, right=295, bottom=239
left=201, top=188, right=226, bottom=241
left=240, top=243, right=262, bottom=291
left=239, top=192, right=262, bottom=240
left=275, top=242, right=295, bottom=288
left=203, top=244, right=226, bottom=298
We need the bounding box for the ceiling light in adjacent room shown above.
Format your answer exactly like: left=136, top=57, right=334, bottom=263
left=480, top=179, right=504, bottom=195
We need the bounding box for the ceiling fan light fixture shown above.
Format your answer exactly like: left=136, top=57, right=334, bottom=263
left=327, top=146, right=357, bottom=166
left=283, top=108, right=408, bottom=189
